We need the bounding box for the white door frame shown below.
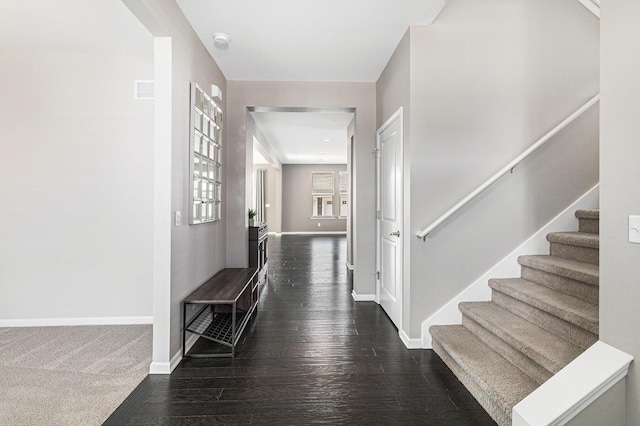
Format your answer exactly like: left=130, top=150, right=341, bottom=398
left=375, top=107, right=404, bottom=329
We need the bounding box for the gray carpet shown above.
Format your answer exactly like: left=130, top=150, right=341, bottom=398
left=0, top=324, right=152, bottom=426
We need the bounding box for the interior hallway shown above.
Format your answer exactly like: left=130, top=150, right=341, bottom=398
left=106, top=235, right=496, bottom=425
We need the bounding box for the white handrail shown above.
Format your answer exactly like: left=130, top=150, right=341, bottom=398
left=416, top=94, right=600, bottom=241
left=577, top=0, right=600, bottom=18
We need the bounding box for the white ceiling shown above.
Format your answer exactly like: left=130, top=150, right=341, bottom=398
left=176, top=0, right=446, bottom=82
left=0, top=0, right=152, bottom=54
left=174, top=0, right=447, bottom=164
left=2, top=0, right=445, bottom=166
left=251, top=111, right=354, bottom=164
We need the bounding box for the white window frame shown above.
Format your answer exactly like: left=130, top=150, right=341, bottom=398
left=311, top=171, right=335, bottom=218
left=339, top=171, right=348, bottom=218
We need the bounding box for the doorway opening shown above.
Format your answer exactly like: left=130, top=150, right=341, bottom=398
left=246, top=107, right=356, bottom=273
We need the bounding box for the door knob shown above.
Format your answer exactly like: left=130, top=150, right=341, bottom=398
left=390, top=231, right=400, bottom=237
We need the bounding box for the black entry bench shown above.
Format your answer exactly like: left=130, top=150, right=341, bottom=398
left=182, top=268, right=259, bottom=358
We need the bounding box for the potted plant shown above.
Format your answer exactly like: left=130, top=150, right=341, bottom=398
left=248, top=208, right=256, bottom=227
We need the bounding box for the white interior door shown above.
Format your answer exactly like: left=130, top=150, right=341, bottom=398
left=376, top=108, right=403, bottom=329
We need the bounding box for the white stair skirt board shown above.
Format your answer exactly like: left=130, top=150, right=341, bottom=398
left=512, top=341, right=633, bottom=426
left=421, top=185, right=599, bottom=348
left=351, top=290, right=376, bottom=302
left=0, top=316, right=154, bottom=327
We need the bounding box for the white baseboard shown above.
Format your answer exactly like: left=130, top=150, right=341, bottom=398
left=280, top=231, right=347, bottom=235
left=149, top=361, right=171, bottom=375
left=150, top=333, right=200, bottom=375
left=513, top=341, right=632, bottom=426
left=421, top=185, right=599, bottom=348
left=0, top=316, right=154, bottom=328
left=400, top=329, right=423, bottom=349
left=351, top=290, right=376, bottom=302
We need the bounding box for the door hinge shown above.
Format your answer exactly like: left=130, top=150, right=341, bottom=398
left=377, top=210, right=381, bottom=220
left=376, top=271, right=380, bottom=280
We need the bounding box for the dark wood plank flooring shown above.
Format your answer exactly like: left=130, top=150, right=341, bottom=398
left=105, top=235, right=496, bottom=425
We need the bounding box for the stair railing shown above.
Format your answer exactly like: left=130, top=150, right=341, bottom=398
left=577, top=0, right=600, bottom=18
left=416, top=94, right=600, bottom=242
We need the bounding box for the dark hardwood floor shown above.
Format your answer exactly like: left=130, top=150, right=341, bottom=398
left=105, top=235, right=496, bottom=425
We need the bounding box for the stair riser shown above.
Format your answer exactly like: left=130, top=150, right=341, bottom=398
left=492, top=291, right=598, bottom=350
left=521, top=266, right=599, bottom=304
left=432, top=339, right=512, bottom=426
left=549, top=242, right=599, bottom=265
left=578, top=218, right=599, bottom=234
left=461, top=315, right=551, bottom=385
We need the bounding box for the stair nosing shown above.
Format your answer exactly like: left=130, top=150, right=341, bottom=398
left=575, top=209, right=599, bottom=220
left=488, top=278, right=599, bottom=334
left=518, top=255, right=598, bottom=286
left=546, top=231, right=599, bottom=248
left=459, top=301, right=583, bottom=373
left=430, top=325, right=539, bottom=409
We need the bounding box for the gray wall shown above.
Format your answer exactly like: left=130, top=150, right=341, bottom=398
left=600, top=0, right=640, bottom=423
left=377, top=0, right=600, bottom=337
left=282, top=164, right=347, bottom=233
left=226, top=81, right=377, bottom=297
left=0, top=2, right=154, bottom=323
left=128, top=0, right=229, bottom=361
left=376, top=29, right=412, bottom=328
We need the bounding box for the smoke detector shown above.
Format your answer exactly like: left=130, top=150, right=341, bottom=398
left=213, top=33, right=230, bottom=48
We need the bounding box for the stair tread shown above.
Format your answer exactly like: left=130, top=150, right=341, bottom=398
left=547, top=231, right=599, bottom=248
left=489, top=278, right=598, bottom=334
left=575, top=209, right=599, bottom=220
left=518, top=255, right=599, bottom=286
left=460, top=301, right=583, bottom=373
left=430, top=325, right=539, bottom=411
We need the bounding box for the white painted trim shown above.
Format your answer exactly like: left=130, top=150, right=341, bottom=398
left=177, top=333, right=200, bottom=368
left=279, top=231, right=347, bottom=235
left=151, top=333, right=199, bottom=375
left=0, top=316, right=153, bottom=327
left=512, top=341, right=632, bottom=426
left=151, top=36, right=173, bottom=373
left=421, top=185, right=599, bottom=348
left=351, top=290, right=376, bottom=302
left=375, top=107, right=404, bottom=331
left=149, top=361, right=171, bottom=375
left=345, top=261, right=354, bottom=271
left=399, top=330, right=422, bottom=349
left=577, top=0, right=600, bottom=18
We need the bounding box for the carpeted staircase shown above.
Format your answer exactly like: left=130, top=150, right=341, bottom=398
left=430, top=209, right=599, bottom=426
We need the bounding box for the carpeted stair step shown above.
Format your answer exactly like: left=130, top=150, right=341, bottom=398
left=547, top=231, right=599, bottom=265
left=575, top=209, right=599, bottom=234
left=459, top=301, right=584, bottom=385
left=489, top=278, right=598, bottom=350
left=430, top=324, right=539, bottom=426
left=518, top=255, right=599, bottom=304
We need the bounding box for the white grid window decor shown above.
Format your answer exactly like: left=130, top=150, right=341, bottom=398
left=190, top=83, right=222, bottom=224
left=339, top=171, right=348, bottom=218
left=311, top=171, right=335, bottom=218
